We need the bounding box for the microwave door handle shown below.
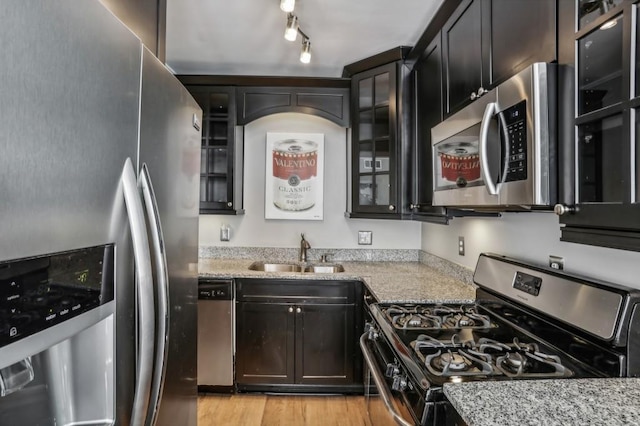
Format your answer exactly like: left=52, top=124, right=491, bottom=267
left=479, top=102, right=499, bottom=195
left=121, top=158, right=155, bottom=426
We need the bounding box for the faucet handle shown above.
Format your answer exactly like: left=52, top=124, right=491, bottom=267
left=320, top=253, right=332, bottom=263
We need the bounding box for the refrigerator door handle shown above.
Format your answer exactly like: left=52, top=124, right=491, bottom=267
left=122, top=158, right=155, bottom=426
left=139, top=164, right=170, bottom=426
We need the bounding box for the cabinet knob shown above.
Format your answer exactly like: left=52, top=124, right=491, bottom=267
left=477, top=87, right=487, bottom=97
left=410, top=203, right=421, bottom=210
left=554, top=204, right=576, bottom=216
left=227, top=202, right=233, bottom=207
left=470, top=91, right=478, bottom=100
left=296, top=307, right=302, bottom=314
left=288, top=307, right=294, bottom=313
left=388, top=205, right=396, bottom=211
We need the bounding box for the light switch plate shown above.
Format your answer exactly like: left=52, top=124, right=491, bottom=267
left=358, top=231, right=372, bottom=245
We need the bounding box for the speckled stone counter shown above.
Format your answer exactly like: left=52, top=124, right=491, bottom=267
left=444, top=378, right=640, bottom=426
left=198, top=259, right=476, bottom=303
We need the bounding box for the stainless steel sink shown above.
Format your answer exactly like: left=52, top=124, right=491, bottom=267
left=247, top=262, right=344, bottom=273
left=304, top=264, right=345, bottom=273
left=248, top=262, right=302, bottom=272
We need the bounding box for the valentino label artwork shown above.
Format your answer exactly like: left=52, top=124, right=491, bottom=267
left=265, top=132, right=324, bottom=220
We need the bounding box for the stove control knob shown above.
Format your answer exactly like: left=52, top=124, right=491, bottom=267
left=385, top=363, right=400, bottom=378
left=392, top=374, right=407, bottom=392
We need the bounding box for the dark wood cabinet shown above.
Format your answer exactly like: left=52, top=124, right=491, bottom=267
left=442, top=0, right=487, bottom=116
left=236, top=86, right=349, bottom=127
left=442, top=0, right=556, bottom=117
left=411, top=34, right=449, bottom=224
left=236, top=302, right=295, bottom=384
left=488, top=0, right=556, bottom=87
left=556, top=0, right=640, bottom=252
left=347, top=53, right=413, bottom=219
left=235, top=279, right=362, bottom=392
left=183, top=86, right=244, bottom=215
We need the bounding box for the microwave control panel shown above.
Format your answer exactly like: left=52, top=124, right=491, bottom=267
left=501, top=100, right=527, bottom=182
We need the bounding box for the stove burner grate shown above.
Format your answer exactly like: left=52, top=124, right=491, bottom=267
left=411, top=335, right=574, bottom=379
left=383, top=304, right=495, bottom=330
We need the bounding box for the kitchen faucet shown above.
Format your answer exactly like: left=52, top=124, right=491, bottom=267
left=299, top=233, right=311, bottom=262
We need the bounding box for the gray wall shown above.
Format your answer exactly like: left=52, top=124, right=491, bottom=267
left=421, top=213, right=640, bottom=289
left=199, top=113, right=422, bottom=250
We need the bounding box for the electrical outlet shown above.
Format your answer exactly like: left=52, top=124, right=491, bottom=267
left=358, top=231, right=372, bottom=245
left=549, top=255, right=564, bottom=270
left=458, top=236, right=465, bottom=256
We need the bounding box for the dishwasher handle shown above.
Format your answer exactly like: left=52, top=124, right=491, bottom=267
left=198, top=281, right=233, bottom=300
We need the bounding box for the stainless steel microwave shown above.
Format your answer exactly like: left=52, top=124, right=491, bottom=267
left=431, top=63, right=557, bottom=209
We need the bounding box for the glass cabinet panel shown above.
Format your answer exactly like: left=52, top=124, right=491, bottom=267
left=359, top=78, right=373, bottom=109
left=374, top=73, right=389, bottom=105
left=577, top=113, right=624, bottom=203
left=578, top=0, right=623, bottom=29
left=358, top=110, right=373, bottom=141
left=577, top=14, right=623, bottom=115
left=351, top=62, right=398, bottom=214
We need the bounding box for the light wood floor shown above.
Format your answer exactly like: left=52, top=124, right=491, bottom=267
left=198, top=394, right=373, bottom=426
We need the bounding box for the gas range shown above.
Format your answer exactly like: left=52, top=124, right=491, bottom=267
left=361, top=253, right=640, bottom=426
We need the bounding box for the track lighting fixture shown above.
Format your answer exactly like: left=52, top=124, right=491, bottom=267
left=281, top=7, right=312, bottom=64
left=300, top=38, right=311, bottom=64
left=284, top=13, right=299, bottom=41
left=280, top=0, right=295, bottom=13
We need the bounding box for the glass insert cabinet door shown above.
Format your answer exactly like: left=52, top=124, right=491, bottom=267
left=352, top=63, right=397, bottom=213
left=575, top=4, right=627, bottom=204
left=190, top=88, right=236, bottom=213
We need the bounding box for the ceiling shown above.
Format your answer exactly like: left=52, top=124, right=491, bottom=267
left=165, top=0, right=444, bottom=78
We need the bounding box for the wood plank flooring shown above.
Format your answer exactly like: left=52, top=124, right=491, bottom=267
left=198, top=394, right=372, bottom=426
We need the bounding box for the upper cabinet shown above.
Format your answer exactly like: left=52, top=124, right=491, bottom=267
left=183, top=86, right=244, bottom=215
left=442, top=0, right=487, bottom=116
left=346, top=52, right=413, bottom=219
left=555, top=0, right=640, bottom=252
left=442, top=0, right=556, bottom=117
left=411, top=35, right=450, bottom=223
left=236, top=86, right=349, bottom=127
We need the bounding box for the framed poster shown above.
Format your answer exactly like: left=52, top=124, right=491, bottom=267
left=265, top=132, right=324, bottom=220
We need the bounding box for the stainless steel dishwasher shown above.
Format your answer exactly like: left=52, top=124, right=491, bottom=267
left=197, top=279, right=234, bottom=391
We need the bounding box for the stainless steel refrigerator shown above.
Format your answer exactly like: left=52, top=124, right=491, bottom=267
left=0, top=1, right=200, bottom=425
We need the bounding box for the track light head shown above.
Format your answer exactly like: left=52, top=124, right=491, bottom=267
left=280, top=0, right=295, bottom=13
left=300, top=38, right=311, bottom=63
left=284, top=13, right=298, bottom=41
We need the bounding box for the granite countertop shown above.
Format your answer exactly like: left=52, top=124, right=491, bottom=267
left=444, top=378, right=640, bottom=426
left=198, top=259, right=476, bottom=303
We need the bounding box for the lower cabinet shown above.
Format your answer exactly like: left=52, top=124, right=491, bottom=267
left=235, top=279, right=363, bottom=393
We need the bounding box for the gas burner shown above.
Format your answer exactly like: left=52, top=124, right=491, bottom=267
left=493, top=338, right=571, bottom=378
left=425, top=348, right=495, bottom=377
left=438, top=352, right=468, bottom=372
left=442, top=312, right=491, bottom=328
left=393, top=313, right=441, bottom=329
left=385, top=305, right=442, bottom=330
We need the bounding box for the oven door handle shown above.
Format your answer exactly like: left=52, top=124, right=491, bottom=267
left=359, top=332, right=415, bottom=426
